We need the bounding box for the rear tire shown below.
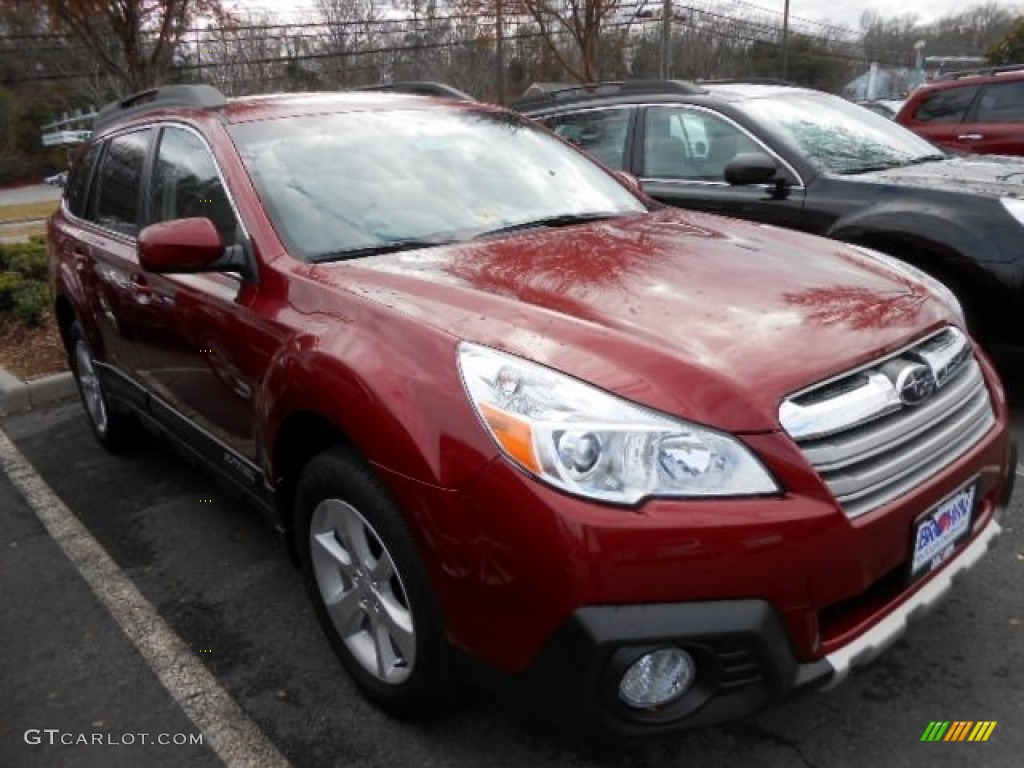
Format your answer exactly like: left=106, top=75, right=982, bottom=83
left=295, top=445, right=454, bottom=718
left=66, top=321, right=141, bottom=452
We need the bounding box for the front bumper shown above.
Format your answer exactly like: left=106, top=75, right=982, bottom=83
left=499, top=510, right=1006, bottom=737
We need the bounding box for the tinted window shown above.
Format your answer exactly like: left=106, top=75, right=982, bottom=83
left=643, top=107, right=760, bottom=181
left=542, top=109, right=631, bottom=170
left=65, top=142, right=101, bottom=218
left=913, top=86, right=979, bottom=124
left=149, top=127, right=237, bottom=244
left=230, top=109, right=645, bottom=261
left=92, top=129, right=152, bottom=235
left=974, top=81, right=1024, bottom=123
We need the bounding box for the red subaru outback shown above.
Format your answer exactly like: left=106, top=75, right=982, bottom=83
left=49, top=84, right=1015, bottom=735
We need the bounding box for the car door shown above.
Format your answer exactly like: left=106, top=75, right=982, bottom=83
left=900, top=85, right=981, bottom=152
left=74, top=128, right=157, bottom=384
left=127, top=123, right=280, bottom=469
left=539, top=106, right=636, bottom=171
left=960, top=80, right=1024, bottom=155
left=636, top=105, right=806, bottom=227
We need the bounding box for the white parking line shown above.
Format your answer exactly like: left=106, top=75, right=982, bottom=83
left=1017, top=464, right=1024, bottom=478
left=0, top=429, right=291, bottom=768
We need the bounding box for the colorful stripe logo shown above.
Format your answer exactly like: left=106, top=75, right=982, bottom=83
left=921, top=721, right=997, bottom=742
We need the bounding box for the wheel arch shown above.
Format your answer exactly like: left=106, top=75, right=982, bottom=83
left=269, top=409, right=351, bottom=560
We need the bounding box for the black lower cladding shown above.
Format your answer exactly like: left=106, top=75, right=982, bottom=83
left=459, top=600, right=834, bottom=737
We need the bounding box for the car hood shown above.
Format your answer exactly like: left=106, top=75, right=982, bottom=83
left=308, top=209, right=955, bottom=433
left=849, top=154, right=1024, bottom=198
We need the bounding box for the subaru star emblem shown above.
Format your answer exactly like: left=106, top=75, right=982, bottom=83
left=896, top=364, right=937, bottom=406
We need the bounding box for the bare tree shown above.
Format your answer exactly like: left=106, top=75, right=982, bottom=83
left=4, top=0, right=230, bottom=92
left=509, top=0, right=629, bottom=83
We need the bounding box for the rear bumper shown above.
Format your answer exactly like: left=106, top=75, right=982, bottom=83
left=489, top=506, right=1008, bottom=737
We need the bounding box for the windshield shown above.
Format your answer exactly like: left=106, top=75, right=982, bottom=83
left=229, top=108, right=646, bottom=261
left=729, top=91, right=945, bottom=174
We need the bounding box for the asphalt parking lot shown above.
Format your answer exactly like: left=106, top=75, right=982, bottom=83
left=1, top=375, right=1022, bottom=768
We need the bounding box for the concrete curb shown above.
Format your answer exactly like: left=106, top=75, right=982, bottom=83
left=0, top=365, right=76, bottom=414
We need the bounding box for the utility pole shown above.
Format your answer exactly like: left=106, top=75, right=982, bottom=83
left=496, top=0, right=506, bottom=104
left=661, top=0, right=672, bottom=79
left=781, top=0, right=790, bottom=80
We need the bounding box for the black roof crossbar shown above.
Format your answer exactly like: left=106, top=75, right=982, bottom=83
left=355, top=81, right=476, bottom=101
left=93, top=84, right=227, bottom=132
left=512, top=79, right=706, bottom=111
left=939, top=64, right=1024, bottom=80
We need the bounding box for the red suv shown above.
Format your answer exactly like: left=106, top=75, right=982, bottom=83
left=49, top=84, right=1016, bottom=735
left=896, top=66, right=1024, bottom=155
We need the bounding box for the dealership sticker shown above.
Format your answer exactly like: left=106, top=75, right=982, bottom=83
left=921, top=721, right=997, bottom=742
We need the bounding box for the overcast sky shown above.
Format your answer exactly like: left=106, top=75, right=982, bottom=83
left=786, top=0, right=1021, bottom=30
left=228, top=0, right=1022, bottom=33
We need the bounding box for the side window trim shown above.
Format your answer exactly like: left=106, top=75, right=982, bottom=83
left=637, top=104, right=805, bottom=188
left=147, top=122, right=251, bottom=249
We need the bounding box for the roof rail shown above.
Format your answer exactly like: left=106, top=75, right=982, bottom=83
left=938, top=64, right=1024, bottom=80
left=512, top=79, right=706, bottom=110
left=93, top=84, right=227, bottom=132
left=355, top=81, right=476, bottom=101
left=698, top=77, right=803, bottom=87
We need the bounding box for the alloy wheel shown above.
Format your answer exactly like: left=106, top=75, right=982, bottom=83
left=309, top=498, right=416, bottom=684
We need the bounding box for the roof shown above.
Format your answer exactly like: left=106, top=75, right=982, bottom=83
left=513, top=79, right=823, bottom=114
left=91, top=84, right=483, bottom=135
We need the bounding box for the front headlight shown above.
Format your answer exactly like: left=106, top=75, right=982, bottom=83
left=849, top=245, right=966, bottom=327
left=457, top=343, right=779, bottom=505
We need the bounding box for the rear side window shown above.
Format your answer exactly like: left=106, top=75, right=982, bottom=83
left=912, top=86, right=979, bottom=124
left=974, top=81, right=1024, bottom=123
left=65, top=142, right=101, bottom=218
left=91, top=129, right=153, bottom=236
left=542, top=109, right=632, bottom=170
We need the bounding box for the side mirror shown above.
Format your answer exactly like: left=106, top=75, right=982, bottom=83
left=724, top=153, right=782, bottom=186
left=138, top=218, right=236, bottom=274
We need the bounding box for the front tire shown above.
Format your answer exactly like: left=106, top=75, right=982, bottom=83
left=295, top=446, right=453, bottom=718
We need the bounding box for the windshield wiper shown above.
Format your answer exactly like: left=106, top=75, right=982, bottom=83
left=309, top=237, right=460, bottom=263
left=472, top=211, right=627, bottom=239
left=836, top=161, right=906, bottom=175
left=838, top=154, right=948, bottom=174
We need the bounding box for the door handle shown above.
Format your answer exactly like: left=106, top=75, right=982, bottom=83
left=957, top=133, right=983, bottom=141
left=129, top=275, right=154, bottom=304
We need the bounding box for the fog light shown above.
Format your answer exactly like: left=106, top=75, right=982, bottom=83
left=619, top=648, right=695, bottom=709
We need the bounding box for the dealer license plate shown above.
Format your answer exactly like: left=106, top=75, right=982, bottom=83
left=910, top=482, right=977, bottom=578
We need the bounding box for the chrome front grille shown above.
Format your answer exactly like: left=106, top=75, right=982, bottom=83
left=780, top=327, right=995, bottom=519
